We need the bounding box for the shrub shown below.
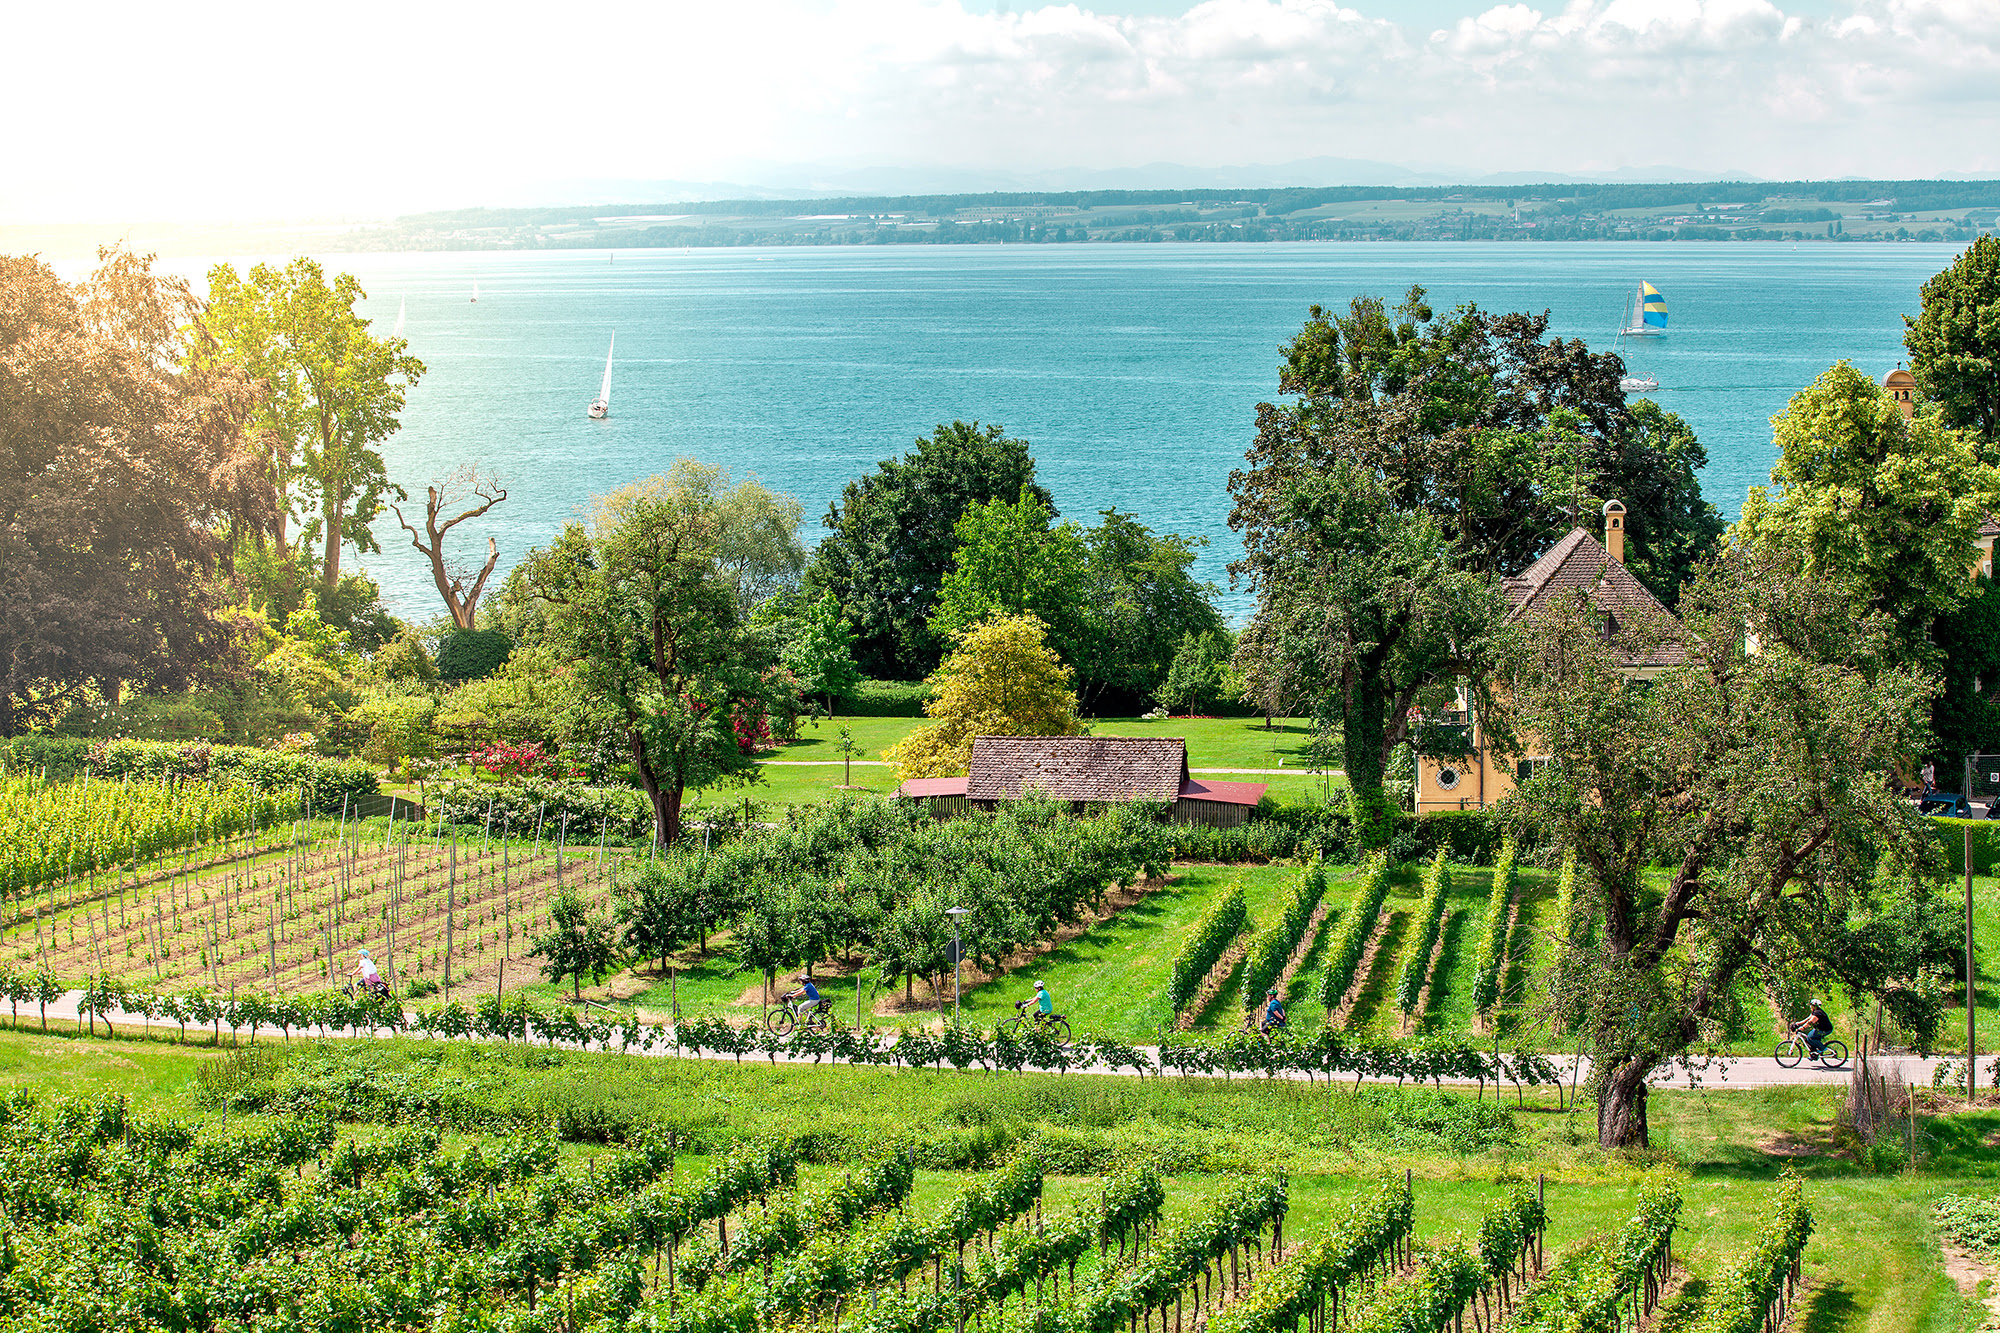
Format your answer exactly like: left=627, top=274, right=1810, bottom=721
left=437, top=628, right=513, bottom=682
left=0, top=736, right=376, bottom=806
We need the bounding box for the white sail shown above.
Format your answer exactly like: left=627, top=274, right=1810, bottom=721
left=471, top=281, right=480, bottom=303
left=589, top=334, right=614, bottom=418
left=393, top=297, right=406, bottom=340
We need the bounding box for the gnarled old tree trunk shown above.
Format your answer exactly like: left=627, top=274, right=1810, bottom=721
left=1596, top=1056, right=1653, bottom=1148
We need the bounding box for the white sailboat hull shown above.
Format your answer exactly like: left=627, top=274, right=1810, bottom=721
left=588, top=399, right=609, bottom=420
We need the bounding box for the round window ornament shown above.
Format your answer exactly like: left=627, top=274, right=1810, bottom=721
left=1436, top=765, right=1462, bottom=791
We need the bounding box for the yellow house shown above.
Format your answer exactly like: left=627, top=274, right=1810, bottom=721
left=1414, top=500, right=1687, bottom=813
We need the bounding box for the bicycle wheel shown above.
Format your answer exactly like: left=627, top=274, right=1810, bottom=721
left=1049, top=1017, right=1072, bottom=1046
left=1817, top=1039, right=1848, bottom=1068
left=767, top=1009, right=795, bottom=1036
left=1773, top=1040, right=1803, bottom=1068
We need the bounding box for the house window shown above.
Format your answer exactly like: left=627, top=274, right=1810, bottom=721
left=1515, top=757, right=1551, bottom=784
left=1436, top=764, right=1462, bottom=791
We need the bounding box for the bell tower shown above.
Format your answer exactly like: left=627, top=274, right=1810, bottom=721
left=1602, top=499, right=1626, bottom=564
left=1882, top=365, right=1917, bottom=421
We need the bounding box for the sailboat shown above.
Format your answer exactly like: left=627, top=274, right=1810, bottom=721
left=1620, top=280, right=1667, bottom=336
left=392, top=297, right=406, bottom=340
left=1616, top=280, right=1665, bottom=393
left=470, top=281, right=480, bottom=304
left=588, top=334, right=613, bottom=420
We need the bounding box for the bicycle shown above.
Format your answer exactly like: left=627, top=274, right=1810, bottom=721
left=1009, top=1000, right=1072, bottom=1045
left=1773, top=1030, right=1848, bottom=1069
left=1242, top=1009, right=1289, bottom=1037
left=340, top=980, right=406, bottom=1032
left=767, top=993, right=832, bottom=1036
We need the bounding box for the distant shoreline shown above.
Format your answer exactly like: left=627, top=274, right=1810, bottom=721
left=8, top=176, right=1996, bottom=260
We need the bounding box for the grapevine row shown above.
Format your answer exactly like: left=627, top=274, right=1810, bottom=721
left=1242, top=860, right=1329, bottom=1005
left=1316, top=854, right=1391, bottom=1014
left=1470, top=840, right=1517, bottom=1015
left=1688, top=1171, right=1812, bottom=1333
left=1394, top=850, right=1452, bottom=1018
left=1508, top=1173, right=1682, bottom=1333
left=1205, top=1175, right=1414, bottom=1333
left=1167, top=881, right=1248, bottom=1014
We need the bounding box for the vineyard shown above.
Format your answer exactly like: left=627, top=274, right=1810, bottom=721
left=10, top=789, right=619, bottom=998
left=0, top=1082, right=1822, bottom=1333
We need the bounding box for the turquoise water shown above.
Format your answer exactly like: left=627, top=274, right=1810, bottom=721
left=321, top=242, right=1958, bottom=621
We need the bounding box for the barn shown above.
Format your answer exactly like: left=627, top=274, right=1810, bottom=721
left=895, top=735, right=1266, bottom=828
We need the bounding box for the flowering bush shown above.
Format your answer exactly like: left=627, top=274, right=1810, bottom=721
left=468, top=740, right=549, bottom=778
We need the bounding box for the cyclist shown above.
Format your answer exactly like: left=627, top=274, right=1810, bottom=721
left=1259, top=987, right=1287, bottom=1034
left=354, top=949, right=389, bottom=998
left=784, top=974, right=822, bottom=1022
left=1791, top=999, right=1832, bottom=1057
left=1033, top=980, right=1054, bottom=1026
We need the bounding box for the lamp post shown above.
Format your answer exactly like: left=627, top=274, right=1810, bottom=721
left=946, top=907, right=969, bottom=1024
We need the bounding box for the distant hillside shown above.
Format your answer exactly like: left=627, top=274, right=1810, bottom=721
left=345, top=178, right=1999, bottom=252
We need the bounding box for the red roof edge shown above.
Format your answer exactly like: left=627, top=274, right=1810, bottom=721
left=1177, top=778, right=1268, bottom=807
left=898, top=777, right=969, bottom=799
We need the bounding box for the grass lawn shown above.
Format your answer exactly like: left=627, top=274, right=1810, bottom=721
left=6, top=1022, right=1992, bottom=1333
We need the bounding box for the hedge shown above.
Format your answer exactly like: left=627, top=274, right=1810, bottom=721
left=0, top=736, right=377, bottom=806
left=838, top=679, right=934, bottom=717
left=431, top=777, right=654, bottom=839
left=1929, top=817, right=2000, bottom=875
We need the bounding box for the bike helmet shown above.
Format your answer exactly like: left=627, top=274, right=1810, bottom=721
left=358, top=949, right=371, bottom=959
left=1267, top=988, right=1278, bottom=997
left=1810, top=998, right=1825, bottom=1009
left=1034, top=981, right=1045, bottom=990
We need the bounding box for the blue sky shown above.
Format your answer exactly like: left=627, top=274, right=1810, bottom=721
left=3, top=0, right=1995, bottom=223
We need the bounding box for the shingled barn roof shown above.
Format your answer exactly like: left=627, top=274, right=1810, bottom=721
left=965, top=736, right=1189, bottom=802
left=1501, top=527, right=1687, bottom=668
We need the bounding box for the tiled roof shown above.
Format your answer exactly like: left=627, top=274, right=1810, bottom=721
left=898, top=777, right=969, bottom=799
left=1503, top=527, right=1687, bottom=668
left=965, top=736, right=1189, bottom=802
left=1979, top=513, right=2000, bottom=540
left=1178, top=778, right=1268, bottom=807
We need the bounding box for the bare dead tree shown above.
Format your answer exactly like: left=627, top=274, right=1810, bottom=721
left=392, top=466, right=508, bottom=628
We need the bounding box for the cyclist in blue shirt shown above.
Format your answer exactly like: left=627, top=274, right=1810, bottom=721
left=785, top=974, right=822, bottom=1020
left=1259, top=988, right=1287, bottom=1033
left=1034, top=981, right=1053, bottom=1018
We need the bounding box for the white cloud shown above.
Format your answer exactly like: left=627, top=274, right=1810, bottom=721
left=2, top=0, right=1996, bottom=223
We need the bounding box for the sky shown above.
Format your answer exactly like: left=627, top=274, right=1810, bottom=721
left=6, top=0, right=1996, bottom=223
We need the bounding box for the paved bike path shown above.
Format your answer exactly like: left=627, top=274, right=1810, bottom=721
left=38, top=992, right=1939, bottom=1091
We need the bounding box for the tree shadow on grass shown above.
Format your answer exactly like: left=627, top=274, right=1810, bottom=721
left=1417, top=910, right=1471, bottom=1036
left=1342, top=911, right=1410, bottom=1034
left=1798, top=1278, right=1859, bottom=1333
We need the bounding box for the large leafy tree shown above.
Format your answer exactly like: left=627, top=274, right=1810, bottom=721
left=885, top=614, right=1083, bottom=779
left=807, top=421, right=1049, bottom=678
left=0, top=250, right=273, bottom=734
left=517, top=471, right=791, bottom=846
left=1232, top=440, right=1506, bottom=842
left=202, top=258, right=425, bottom=595
left=1734, top=360, right=1998, bottom=657
left=930, top=491, right=1092, bottom=663
left=1504, top=552, right=1946, bottom=1149
left=1264, top=289, right=1723, bottom=600
left=1078, top=509, right=1224, bottom=710
left=1931, top=577, right=2000, bottom=778
left=1907, top=234, right=2000, bottom=446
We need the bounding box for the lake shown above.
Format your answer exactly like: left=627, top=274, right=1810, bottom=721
left=261, top=241, right=1957, bottom=622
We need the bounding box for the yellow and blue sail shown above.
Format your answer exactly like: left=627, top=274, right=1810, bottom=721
left=1640, top=281, right=1668, bottom=329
